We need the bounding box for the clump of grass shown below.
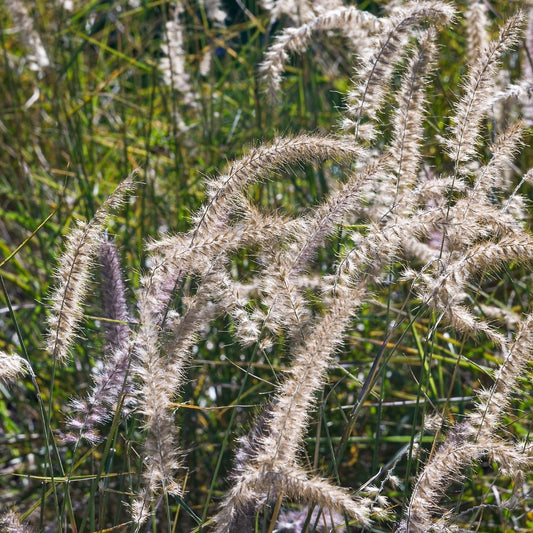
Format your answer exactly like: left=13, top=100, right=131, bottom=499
left=1, top=1, right=533, bottom=532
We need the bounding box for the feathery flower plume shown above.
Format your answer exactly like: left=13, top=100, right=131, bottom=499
left=371, top=30, right=438, bottom=218
left=190, top=134, right=365, bottom=239
left=99, top=238, right=130, bottom=348
left=464, top=0, right=490, bottom=65
left=258, top=160, right=375, bottom=338
left=444, top=11, right=525, bottom=170
left=258, top=6, right=383, bottom=100
left=390, top=31, right=437, bottom=185
left=211, top=283, right=376, bottom=529
left=130, top=263, right=184, bottom=527
left=63, top=238, right=135, bottom=444
left=46, top=174, right=136, bottom=363
left=0, top=510, right=27, bottom=533
left=412, top=250, right=508, bottom=349
left=0, top=352, right=28, bottom=384
left=131, top=259, right=226, bottom=527
left=98, top=238, right=131, bottom=351
left=344, top=1, right=455, bottom=140
left=469, top=120, right=525, bottom=194
left=159, top=2, right=197, bottom=106
left=147, top=199, right=304, bottom=276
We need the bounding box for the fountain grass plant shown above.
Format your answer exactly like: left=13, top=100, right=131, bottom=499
left=1, top=1, right=533, bottom=532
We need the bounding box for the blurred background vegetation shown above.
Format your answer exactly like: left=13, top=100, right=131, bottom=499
left=1, top=0, right=533, bottom=531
